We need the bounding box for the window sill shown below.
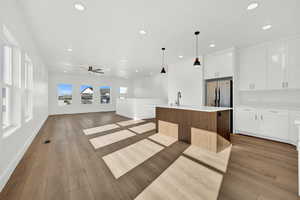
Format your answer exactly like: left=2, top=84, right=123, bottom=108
left=2, top=125, right=21, bottom=138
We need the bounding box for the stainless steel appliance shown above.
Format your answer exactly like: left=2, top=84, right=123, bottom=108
left=206, top=78, right=232, bottom=108
left=206, top=78, right=233, bottom=132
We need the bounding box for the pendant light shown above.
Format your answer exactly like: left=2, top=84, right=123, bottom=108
left=160, top=48, right=167, bottom=74
left=193, top=31, right=201, bottom=67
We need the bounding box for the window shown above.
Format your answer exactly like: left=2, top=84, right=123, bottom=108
left=2, top=88, right=10, bottom=129
left=80, top=85, right=93, bottom=104
left=24, top=54, right=33, bottom=121
left=57, top=84, right=72, bottom=106
left=119, top=87, right=128, bottom=99
left=2, top=46, right=13, bottom=129
left=100, top=86, right=110, bottom=104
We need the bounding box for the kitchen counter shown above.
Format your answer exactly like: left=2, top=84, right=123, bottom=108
left=156, top=105, right=232, bottom=112
left=155, top=106, right=231, bottom=152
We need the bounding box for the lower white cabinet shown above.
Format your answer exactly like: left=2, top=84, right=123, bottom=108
left=259, top=110, right=289, bottom=141
left=235, top=107, right=291, bottom=143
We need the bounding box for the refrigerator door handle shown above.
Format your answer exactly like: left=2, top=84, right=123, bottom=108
left=218, top=87, right=221, bottom=107
left=214, top=87, right=218, bottom=107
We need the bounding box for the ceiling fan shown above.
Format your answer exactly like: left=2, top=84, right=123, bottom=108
left=87, top=66, right=104, bottom=74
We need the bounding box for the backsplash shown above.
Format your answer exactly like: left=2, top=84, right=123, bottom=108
left=238, top=90, right=300, bottom=109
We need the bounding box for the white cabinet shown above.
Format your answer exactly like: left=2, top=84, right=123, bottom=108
left=238, top=37, right=300, bottom=91
left=204, top=48, right=234, bottom=80
left=266, top=41, right=287, bottom=90
left=259, top=110, right=289, bottom=141
left=239, top=44, right=267, bottom=90
left=235, top=108, right=290, bottom=143
left=235, top=108, right=259, bottom=133
left=287, top=38, right=300, bottom=89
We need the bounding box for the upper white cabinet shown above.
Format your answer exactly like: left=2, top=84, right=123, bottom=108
left=204, top=48, right=234, bottom=80
left=238, top=36, right=300, bottom=91
left=266, top=41, right=287, bottom=90
left=239, top=44, right=267, bottom=91
left=287, top=38, right=300, bottom=89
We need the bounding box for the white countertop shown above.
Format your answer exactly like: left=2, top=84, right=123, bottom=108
left=156, top=105, right=232, bottom=112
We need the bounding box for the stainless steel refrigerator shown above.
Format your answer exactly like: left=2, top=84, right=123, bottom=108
left=206, top=78, right=233, bottom=132
left=205, top=78, right=232, bottom=108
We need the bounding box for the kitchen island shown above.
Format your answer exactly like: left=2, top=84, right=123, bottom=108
left=156, top=105, right=232, bottom=152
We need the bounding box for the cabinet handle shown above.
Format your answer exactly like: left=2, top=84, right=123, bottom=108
left=255, top=114, right=258, bottom=120
left=261, top=115, right=263, bottom=120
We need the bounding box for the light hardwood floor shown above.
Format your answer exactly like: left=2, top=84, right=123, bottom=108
left=0, top=112, right=298, bottom=200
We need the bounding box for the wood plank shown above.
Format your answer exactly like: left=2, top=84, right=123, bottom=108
left=0, top=112, right=298, bottom=200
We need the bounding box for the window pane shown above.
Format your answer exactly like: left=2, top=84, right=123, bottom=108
left=57, top=84, right=72, bottom=106
left=120, top=87, right=128, bottom=94
left=80, top=85, right=93, bottom=104
left=3, top=46, right=12, bottom=85
left=2, top=87, right=10, bottom=128
left=25, top=54, right=33, bottom=89
left=24, top=91, right=33, bottom=120
left=100, top=86, right=110, bottom=104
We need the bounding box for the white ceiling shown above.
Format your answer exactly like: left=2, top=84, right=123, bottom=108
left=19, top=0, right=300, bottom=78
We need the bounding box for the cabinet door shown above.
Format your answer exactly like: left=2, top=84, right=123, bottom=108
left=267, top=41, right=287, bottom=90
left=287, top=38, right=300, bottom=89
left=204, top=54, right=218, bottom=79
left=204, top=49, right=234, bottom=79
left=218, top=51, right=234, bottom=78
left=239, top=44, right=267, bottom=91
left=260, top=110, right=289, bottom=141
left=235, top=109, right=259, bottom=133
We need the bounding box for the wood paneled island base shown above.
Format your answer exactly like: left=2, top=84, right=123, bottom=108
left=156, top=106, right=231, bottom=153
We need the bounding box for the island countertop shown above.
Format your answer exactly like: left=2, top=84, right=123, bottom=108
left=156, top=105, right=232, bottom=112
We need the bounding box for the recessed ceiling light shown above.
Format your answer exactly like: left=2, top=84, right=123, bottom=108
left=262, top=24, right=272, bottom=30
left=74, top=3, right=85, bottom=11
left=63, top=70, right=67, bottom=73
left=139, top=30, right=147, bottom=35
left=247, top=2, right=259, bottom=10
left=209, top=43, right=216, bottom=48
left=135, top=69, right=139, bottom=72
left=178, top=55, right=183, bottom=59
left=67, top=48, right=73, bottom=52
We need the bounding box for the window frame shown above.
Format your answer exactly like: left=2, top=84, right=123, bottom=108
left=57, top=83, right=73, bottom=106
left=2, top=45, right=13, bottom=130
left=119, top=86, right=128, bottom=99
left=80, top=85, right=94, bottom=104
left=24, top=54, right=33, bottom=122
left=100, top=86, right=111, bottom=104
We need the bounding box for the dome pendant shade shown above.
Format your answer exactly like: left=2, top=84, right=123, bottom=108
left=161, top=67, right=166, bottom=74
left=193, top=57, right=201, bottom=66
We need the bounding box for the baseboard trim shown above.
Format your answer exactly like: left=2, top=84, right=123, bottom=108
left=49, top=110, right=116, bottom=117
left=0, top=115, right=48, bottom=192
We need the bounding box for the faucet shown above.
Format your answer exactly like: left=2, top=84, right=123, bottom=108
left=175, top=91, right=182, bottom=106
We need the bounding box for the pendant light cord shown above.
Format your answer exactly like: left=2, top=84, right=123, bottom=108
left=194, top=31, right=200, bottom=58
left=162, top=48, right=165, bottom=66
left=196, top=35, right=198, bottom=58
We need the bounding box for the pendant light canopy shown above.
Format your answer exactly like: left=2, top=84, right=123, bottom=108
left=160, top=47, right=167, bottom=74
left=193, top=31, right=201, bottom=67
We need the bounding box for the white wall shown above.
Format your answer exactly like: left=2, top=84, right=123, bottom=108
left=132, top=74, right=168, bottom=100
left=0, top=0, right=48, bottom=192
left=48, top=72, right=133, bottom=115
left=168, top=57, right=204, bottom=106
